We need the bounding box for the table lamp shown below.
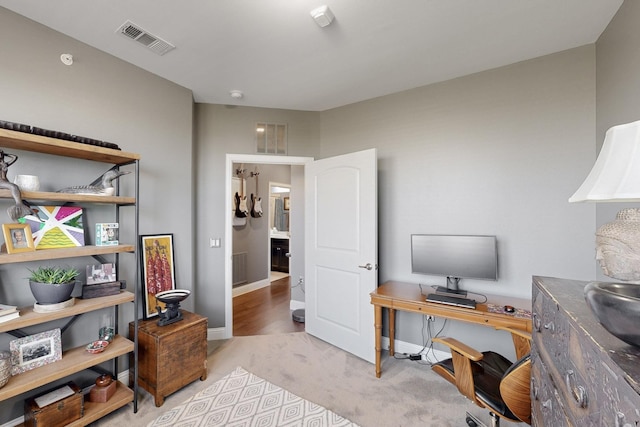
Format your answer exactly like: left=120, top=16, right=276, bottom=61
left=569, top=119, right=640, bottom=281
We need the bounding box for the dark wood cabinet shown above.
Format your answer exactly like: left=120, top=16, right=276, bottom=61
left=130, top=310, right=207, bottom=407
left=271, top=238, right=289, bottom=273
left=531, top=276, right=640, bottom=426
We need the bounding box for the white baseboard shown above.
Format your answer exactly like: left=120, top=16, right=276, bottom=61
left=289, top=300, right=305, bottom=311
left=382, top=336, right=450, bottom=363
left=232, top=278, right=270, bottom=297
left=1, top=416, right=22, bottom=427
left=207, top=326, right=227, bottom=341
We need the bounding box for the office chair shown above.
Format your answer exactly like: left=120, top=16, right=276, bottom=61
left=431, top=328, right=531, bottom=427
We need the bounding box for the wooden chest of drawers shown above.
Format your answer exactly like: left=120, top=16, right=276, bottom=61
left=129, top=310, right=208, bottom=407
left=531, top=276, right=640, bottom=426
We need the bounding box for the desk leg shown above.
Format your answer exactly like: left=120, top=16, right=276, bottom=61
left=374, top=304, right=382, bottom=378
left=389, top=308, right=395, bottom=356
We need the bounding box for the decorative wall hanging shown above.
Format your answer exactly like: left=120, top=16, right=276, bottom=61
left=140, top=234, right=176, bottom=319
left=20, top=206, right=85, bottom=249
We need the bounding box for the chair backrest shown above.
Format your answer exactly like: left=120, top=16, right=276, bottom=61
left=499, top=354, right=531, bottom=424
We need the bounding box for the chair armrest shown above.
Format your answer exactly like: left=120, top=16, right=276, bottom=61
left=495, top=326, right=532, bottom=341
left=495, top=326, right=532, bottom=359
left=433, top=337, right=483, bottom=361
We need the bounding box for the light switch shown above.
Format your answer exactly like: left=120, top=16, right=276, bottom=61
left=210, top=238, right=221, bottom=248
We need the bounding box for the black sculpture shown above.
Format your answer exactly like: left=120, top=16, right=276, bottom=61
left=155, top=289, right=190, bottom=326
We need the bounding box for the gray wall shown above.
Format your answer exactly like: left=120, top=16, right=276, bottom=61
left=318, top=46, right=597, bottom=356
left=0, top=8, right=193, bottom=422
left=194, top=104, right=319, bottom=327
left=4, top=1, right=640, bottom=420
left=232, top=163, right=290, bottom=285
left=594, top=0, right=640, bottom=281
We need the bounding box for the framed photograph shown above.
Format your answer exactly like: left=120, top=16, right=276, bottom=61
left=140, top=234, right=176, bottom=319
left=86, top=263, right=117, bottom=285
left=2, top=223, right=35, bottom=254
left=283, top=197, right=290, bottom=210
left=10, top=328, right=62, bottom=375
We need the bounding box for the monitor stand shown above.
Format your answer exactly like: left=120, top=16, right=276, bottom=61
left=435, top=276, right=468, bottom=298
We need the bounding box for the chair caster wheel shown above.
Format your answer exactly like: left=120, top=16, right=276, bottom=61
left=465, top=412, right=486, bottom=427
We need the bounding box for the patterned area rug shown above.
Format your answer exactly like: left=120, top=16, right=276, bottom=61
left=148, top=366, right=360, bottom=427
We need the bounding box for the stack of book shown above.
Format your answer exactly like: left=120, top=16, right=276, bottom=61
left=0, top=303, right=19, bottom=324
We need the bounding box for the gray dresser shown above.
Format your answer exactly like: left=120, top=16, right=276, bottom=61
left=531, top=276, right=640, bottom=426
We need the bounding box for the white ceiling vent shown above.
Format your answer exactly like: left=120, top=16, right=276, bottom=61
left=116, top=21, right=175, bottom=56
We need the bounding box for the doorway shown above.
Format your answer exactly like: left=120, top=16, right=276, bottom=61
left=269, top=182, right=290, bottom=280
left=225, top=154, right=313, bottom=339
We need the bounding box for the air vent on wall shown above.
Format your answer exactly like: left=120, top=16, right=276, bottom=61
left=116, top=20, right=175, bottom=56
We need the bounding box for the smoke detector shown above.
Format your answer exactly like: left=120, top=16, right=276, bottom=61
left=116, top=21, right=175, bottom=56
left=60, top=54, right=73, bottom=66
left=310, top=5, right=335, bottom=28
left=230, top=90, right=244, bottom=100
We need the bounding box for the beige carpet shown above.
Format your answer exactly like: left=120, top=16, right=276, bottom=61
left=92, top=332, right=520, bottom=427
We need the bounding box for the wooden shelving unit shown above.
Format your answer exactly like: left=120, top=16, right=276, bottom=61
left=0, top=128, right=139, bottom=165
left=0, top=245, right=135, bottom=265
left=0, top=292, right=134, bottom=334
left=0, top=128, right=140, bottom=424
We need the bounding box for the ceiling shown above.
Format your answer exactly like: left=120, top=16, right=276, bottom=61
left=0, top=0, right=623, bottom=112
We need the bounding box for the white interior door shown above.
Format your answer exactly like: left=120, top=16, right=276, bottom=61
left=305, top=148, right=377, bottom=363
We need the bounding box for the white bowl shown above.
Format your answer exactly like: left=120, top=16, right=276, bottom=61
left=13, top=175, right=40, bottom=192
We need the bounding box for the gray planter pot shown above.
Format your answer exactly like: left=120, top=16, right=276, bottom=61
left=29, top=280, right=76, bottom=305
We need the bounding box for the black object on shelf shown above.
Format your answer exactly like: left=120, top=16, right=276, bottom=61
left=155, top=289, right=191, bottom=326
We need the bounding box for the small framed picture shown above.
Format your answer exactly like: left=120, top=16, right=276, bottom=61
left=86, top=263, right=117, bottom=285
left=283, top=197, right=290, bottom=210
left=140, top=234, right=176, bottom=319
left=10, top=328, right=62, bottom=375
left=2, top=223, right=35, bottom=254
left=95, top=223, right=119, bottom=246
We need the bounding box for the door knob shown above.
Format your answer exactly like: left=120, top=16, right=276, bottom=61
left=358, top=263, right=373, bottom=270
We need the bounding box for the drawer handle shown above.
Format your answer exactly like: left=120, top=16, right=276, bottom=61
left=543, top=321, right=554, bottom=333
left=530, top=377, right=539, bottom=400
left=616, top=412, right=633, bottom=427
left=533, top=313, right=542, bottom=332
left=541, top=399, right=552, bottom=410
left=565, top=370, right=588, bottom=408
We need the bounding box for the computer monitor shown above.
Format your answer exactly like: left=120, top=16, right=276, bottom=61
left=411, top=234, right=498, bottom=294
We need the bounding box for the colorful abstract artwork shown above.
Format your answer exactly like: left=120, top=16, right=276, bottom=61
left=20, top=206, right=85, bottom=249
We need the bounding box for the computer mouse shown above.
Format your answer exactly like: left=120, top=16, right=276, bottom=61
left=504, top=305, right=515, bottom=313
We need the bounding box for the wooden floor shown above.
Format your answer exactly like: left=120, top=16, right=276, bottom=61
left=233, top=276, right=305, bottom=336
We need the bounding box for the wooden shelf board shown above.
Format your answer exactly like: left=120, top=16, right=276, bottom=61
left=0, top=189, right=135, bottom=205
left=0, top=245, right=135, bottom=264
left=0, top=128, right=139, bottom=164
left=69, top=381, right=134, bottom=426
left=16, top=382, right=133, bottom=427
left=0, top=335, right=133, bottom=401
left=0, top=292, right=134, bottom=333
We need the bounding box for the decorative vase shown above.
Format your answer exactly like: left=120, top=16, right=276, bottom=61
left=29, top=280, right=76, bottom=305
left=0, top=351, right=10, bottom=388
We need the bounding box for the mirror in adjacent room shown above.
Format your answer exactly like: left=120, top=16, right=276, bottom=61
left=270, top=183, right=290, bottom=234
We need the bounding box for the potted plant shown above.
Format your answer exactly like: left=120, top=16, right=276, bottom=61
left=28, top=266, right=79, bottom=305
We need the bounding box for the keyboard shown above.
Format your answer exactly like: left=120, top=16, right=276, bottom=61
left=426, top=293, right=476, bottom=309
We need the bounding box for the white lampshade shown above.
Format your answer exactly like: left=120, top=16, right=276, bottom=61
left=569, top=120, right=640, bottom=202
